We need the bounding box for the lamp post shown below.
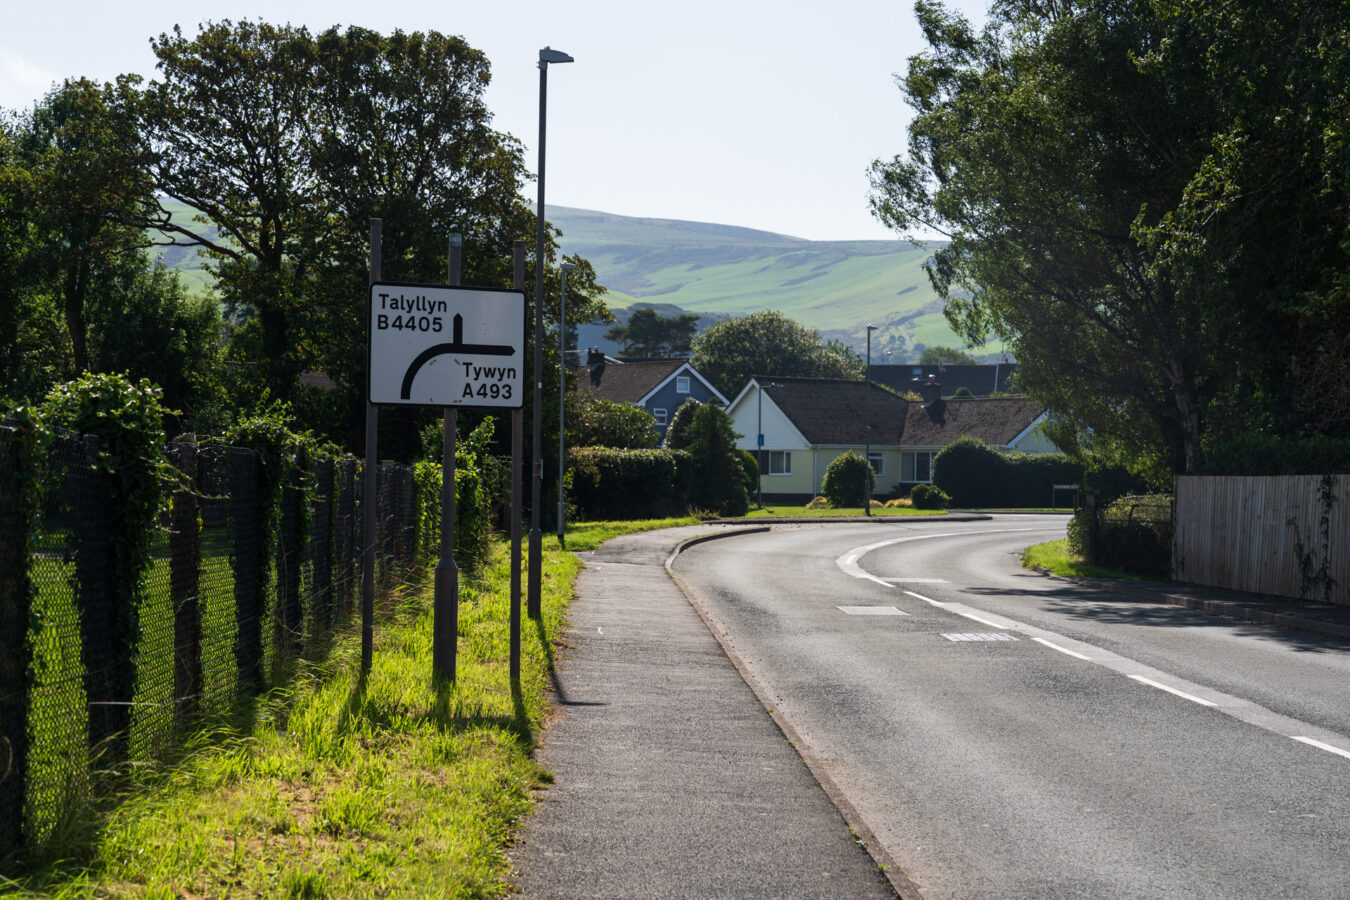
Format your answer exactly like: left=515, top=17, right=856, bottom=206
left=756, top=380, right=764, bottom=509
left=864, top=324, right=877, bottom=516
left=531, top=45, right=572, bottom=618
left=557, top=261, right=576, bottom=546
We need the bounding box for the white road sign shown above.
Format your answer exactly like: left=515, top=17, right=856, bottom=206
left=368, top=282, right=526, bottom=408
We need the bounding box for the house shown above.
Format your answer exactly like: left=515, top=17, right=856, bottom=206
left=725, top=376, right=1056, bottom=502
left=571, top=350, right=728, bottom=444
left=869, top=363, right=1017, bottom=398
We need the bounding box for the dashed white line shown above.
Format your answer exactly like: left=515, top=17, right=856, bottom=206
left=1129, top=675, right=1217, bottom=707
left=1032, top=637, right=1093, bottom=660
left=1291, top=736, right=1350, bottom=762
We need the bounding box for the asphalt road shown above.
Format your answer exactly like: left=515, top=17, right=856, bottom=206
left=671, top=516, right=1350, bottom=899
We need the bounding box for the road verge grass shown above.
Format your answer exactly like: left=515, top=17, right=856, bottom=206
left=1022, top=539, right=1147, bottom=580
left=10, top=542, right=580, bottom=899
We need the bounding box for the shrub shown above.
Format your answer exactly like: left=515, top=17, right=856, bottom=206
left=885, top=497, right=913, bottom=508
left=910, top=483, right=950, bottom=509
left=932, top=436, right=1082, bottom=507
left=568, top=447, right=692, bottom=520
left=739, top=449, right=759, bottom=498
left=822, top=451, right=871, bottom=507
left=805, top=495, right=830, bottom=509
left=1072, top=494, right=1173, bottom=578
left=664, top=398, right=703, bottom=450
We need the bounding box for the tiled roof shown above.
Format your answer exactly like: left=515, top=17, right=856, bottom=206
left=870, top=363, right=1018, bottom=398
left=898, top=397, right=1045, bottom=447
left=571, top=359, right=685, bottom=403
left=757, top=378, right=1044, bottom=448
left=761, top=378, right=909, bottom=445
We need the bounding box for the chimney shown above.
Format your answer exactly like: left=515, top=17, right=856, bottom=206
left=587, top=348, right=606, bottom=385
left=915, top=374, right=943, bottom=407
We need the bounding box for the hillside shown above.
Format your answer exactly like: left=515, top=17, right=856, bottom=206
left=549, top=206, right=1001, bottom=361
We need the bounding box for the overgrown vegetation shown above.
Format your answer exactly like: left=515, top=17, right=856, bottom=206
left=9, top=542, right=578, bottom=898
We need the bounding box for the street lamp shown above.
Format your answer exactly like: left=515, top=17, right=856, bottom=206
left=531, top=45, right=572, bottom=618
left=557, top=261, right=576, bottom=546
left=864, top=324, right=877, bottom=516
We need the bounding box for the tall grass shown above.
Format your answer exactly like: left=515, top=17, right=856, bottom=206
left=11, top=542, right=579, bottom=898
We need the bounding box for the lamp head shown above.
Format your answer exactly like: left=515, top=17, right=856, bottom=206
left=561, top=262, right=578, bottom=272
left=540, top=47, right=574, bottom=64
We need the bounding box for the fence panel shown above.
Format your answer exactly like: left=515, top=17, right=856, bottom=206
left=1174, top=475, right=1349, bottom=604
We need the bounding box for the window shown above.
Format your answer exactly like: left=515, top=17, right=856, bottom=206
left=653, top=408, right=668, bottom=425
left=900, top=451, right=933, bottom=482
left=867, top=452, right=884, bottom=476
left=768, top=451, right=791, bottom=475
left=676, top=375, right=690, bottom=394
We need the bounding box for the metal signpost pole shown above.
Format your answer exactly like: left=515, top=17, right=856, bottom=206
left=531, top=46, right=573, bottom=620
left=363, top=219, right=382, bottom=675
left=511, top=241, right=526, bottom=681
left=433, top=234, right=463, bottom=683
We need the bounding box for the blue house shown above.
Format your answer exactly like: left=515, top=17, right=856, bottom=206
left=572, top=350, right=728, bottom=444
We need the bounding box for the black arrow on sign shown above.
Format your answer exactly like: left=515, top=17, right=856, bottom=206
left=400, top=313, right=516, bottom=400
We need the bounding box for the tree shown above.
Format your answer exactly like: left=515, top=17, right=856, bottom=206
left=682, top=404, right=748, bottom=516
left=566, top=392, right=657, bottom=449
left=869, top=0, right=1350, bottom=477
left=663, top=397, right=703, bottom=450
left=919, top=346, right=979, bottom=366
left=16, top=77, right=156, bottom=374
left=605, top=307, right=700, bottom=357
left=691, top=310, right=864, bottom=398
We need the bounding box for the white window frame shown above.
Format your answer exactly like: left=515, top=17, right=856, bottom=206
left=676, top=375, right=691, bottom=394
left=867, top=451, right=884, bottom=476
left=653, top=408, right=668, bottom=425
left=900, top=451, right=934, bottom=482
left=767, top=451, right=791, bottom=475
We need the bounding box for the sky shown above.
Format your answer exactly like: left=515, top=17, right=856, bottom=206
left=0, top=0, right=988, bottom=243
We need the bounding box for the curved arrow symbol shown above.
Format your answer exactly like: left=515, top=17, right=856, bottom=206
left=400, top=313, right=516, bottom=400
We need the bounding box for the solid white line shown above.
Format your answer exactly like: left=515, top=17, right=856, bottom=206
left=1033, top=637, right=1093, bottom=660
left=1291, top=736, right=1350, bottom=761
left=953, top=610, right=1007, bottom=629
left=1129, top=675, right=1217, bottom=707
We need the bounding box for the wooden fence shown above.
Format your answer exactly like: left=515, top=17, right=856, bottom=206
left=1173, top=475, right=1349, bottom=605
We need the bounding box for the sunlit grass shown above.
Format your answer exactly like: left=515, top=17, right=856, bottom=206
left=1022, top=539, right=1146, bottom=580
left=14, top=542, right=580, bottom=898
left=739, top=504, right=941, bottom=518
left=552, top=517, right=701, bottom=552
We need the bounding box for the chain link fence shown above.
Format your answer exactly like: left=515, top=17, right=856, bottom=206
left=0, top=428, right=417, bottom=862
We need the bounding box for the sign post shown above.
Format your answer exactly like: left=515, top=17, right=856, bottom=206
left=368, top=277, right=525, bottom=682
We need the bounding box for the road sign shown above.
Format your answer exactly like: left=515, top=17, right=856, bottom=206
left=368, top=282, right=526, bottom=408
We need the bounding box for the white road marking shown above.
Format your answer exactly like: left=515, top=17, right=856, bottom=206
left=1292, top=736, right=1350, bottom=762
left=838, top=528, right=1350, bottom=759
left=881, top=577, right=949, bottom=584
left=942, top=632, right=1018, bottom=642
left=1129, top=675, right=1217, bottom=707
left=838, top=606, right=910, bottom=616
left=1033, top=637, right=1093, bottom=660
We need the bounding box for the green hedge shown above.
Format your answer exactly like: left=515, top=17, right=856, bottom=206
left=1201, top=433, right=1350, bottom=476
left=1069, top=494, right=1173, bottom=578
left=932, top=437, right=1083, bottom=507
left=568, top=447, right=693, bottom=520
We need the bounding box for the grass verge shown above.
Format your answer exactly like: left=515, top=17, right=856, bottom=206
left=1022, top=539, right=1147, bottom=580
left=9, top=542, right=581, bottom=899
left=552, top=516, right=700, bottom=552
left=739, top=505, right=942, bottom=518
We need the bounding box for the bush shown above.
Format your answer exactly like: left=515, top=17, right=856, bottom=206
left=739, top=449, right=759, bottom=499
left=1071, top=494, right=1173, bottom=578
left=568, top=447, right=692, bottom=520
left=822, top=451, right=872, bottom=507
left=683, top=405, right=748, bottom=516
left=664, top=398, right=703, bottom=450
left=932, top=436, right=1083, bottom=507
left=805, top=496, right=830, bottom=509
left=885, top=497, right=913, bottom=508
left=910, top=483, right=950, bottom=509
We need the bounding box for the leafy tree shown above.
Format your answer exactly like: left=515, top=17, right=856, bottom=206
left=683, top=404, right=748, bottom=516
left=663, top=397, right=703, bottom=450
left=15, top=77, right=155, bottom=374
left=605, top=307, right=700, bottom=357
left=691, top=310, right=864, bottom=398
left=869, top=0, right=1350, bottom=476
left=566, top=392, right=658, bottom=449
left=919, top=346, right=979, bottom=366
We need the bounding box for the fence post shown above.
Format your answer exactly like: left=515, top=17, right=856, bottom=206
left=313, top=459, right=334, bottom=631
left=169, top=444, right=202, bottom=721
left=233, top=450, right=265, bottom=691
left=0, top=422, right=34, bottom=859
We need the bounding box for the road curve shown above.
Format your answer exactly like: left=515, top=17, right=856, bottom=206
left=671, top=516, right=1350, bottom=900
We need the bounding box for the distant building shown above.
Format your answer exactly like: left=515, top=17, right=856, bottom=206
left=570, top=350, right=728, bottom=444
left=869, top=363, right=1017, bottom=398
left=726, top=376, right=1055, bottom=503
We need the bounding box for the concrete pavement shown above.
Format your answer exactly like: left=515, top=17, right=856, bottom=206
left=508, top=525, right=899, bottom=899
